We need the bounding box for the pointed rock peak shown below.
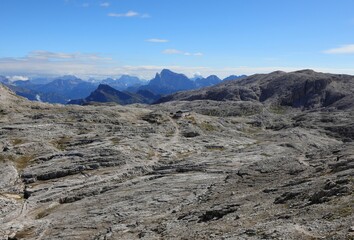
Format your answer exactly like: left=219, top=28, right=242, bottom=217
left=161, top=69, right=174, bottom=75
left=160, top=69, right=189, bottom=80
left=154, top=72, right=161, bottom=79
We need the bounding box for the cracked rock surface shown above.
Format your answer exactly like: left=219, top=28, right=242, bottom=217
left=0, top=84, right=353, bottom=239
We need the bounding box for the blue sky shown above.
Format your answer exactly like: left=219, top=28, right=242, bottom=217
left=1, top=0, right=354, bottom=79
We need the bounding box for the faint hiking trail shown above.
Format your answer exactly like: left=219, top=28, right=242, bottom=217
left=150, top=116, right=180, bottom=165
left=161, top=116, right=180, bottom=149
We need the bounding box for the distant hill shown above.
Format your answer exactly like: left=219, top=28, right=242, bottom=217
left=0, top=76, right=67, bottom=103
left=0, top=76, right=11, bottom=85
left=5, top=84, right=66, bottom=103
left=12, top=80, right=38, bottom=89
left=101, top=75, right=146, bottom=91
left=223, top=75, right=247, bottom=81
left=0, top=75, right=98, bottom=104
left=68, top=84, right=159, bottom=105
left=195, top=75, right=222, bottom=88
left=35, top=76, right=97, bottom=101
left=156, top=70, right=354, bottom=110
left=30, top=77, right=56, bottom=85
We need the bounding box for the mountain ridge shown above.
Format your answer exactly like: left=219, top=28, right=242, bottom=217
left=68, top=84, right=159, bottom=105
left=156, top=69, right=354, bottom=110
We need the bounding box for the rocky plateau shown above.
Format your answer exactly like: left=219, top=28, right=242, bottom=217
left=0, top=70, right=353, bottom=239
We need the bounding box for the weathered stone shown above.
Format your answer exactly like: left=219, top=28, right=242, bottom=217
left=0, top=81, right=353, bottom=240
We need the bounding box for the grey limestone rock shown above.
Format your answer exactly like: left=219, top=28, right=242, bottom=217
left=0, top=73, right=353, bottom=239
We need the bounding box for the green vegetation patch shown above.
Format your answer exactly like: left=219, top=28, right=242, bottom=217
left=14, top=227, right=36, bottom=239
left=199, top=122, right=217, bottom=131
left=0, top=154, right=33, bottom=171
left=205, top=145, right=225, bottom=151
left=35, top=204, right=60, bottom=220
left=52, top=136, right=72, bottom=150
left=110, top=137, right=121, bottom=145
left=15, top=155, right=34, bottom=171
left=12, top=138, right=25, bottom=145
left=269, top=105, right=287, bottom=115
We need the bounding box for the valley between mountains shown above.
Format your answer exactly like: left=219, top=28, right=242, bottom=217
left=0, top=70, right=353, bottom=239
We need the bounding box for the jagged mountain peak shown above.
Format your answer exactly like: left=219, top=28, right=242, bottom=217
left=160, top=68, right=175, bottom=75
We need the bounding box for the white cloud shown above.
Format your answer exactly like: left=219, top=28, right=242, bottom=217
left=108, top=11, right=139, bottom=17
left=162, top=49, right=203, bottom=56
left=162, top=49, right=184, bottom=54
left=28, top=50, right=74, bottom=60
left=36, top=94, right=42, bottom=102
left=2, top=51, right=354, bottom=79
left=146, top=38, right=169, bottom=43
left=323, top=44, right=354, bottom=54
left=0, top=51, right=115, bottom=79
left=141, top=14, right=151, bottom=18
left=27, top=50, right=112, bottom=61
left=100, top=2, right=110, bottom=7
left=7, top=75, right=29, bottom=81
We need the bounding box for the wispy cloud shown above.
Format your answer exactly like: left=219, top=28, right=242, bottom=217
left=100, top=2, right=110, bottom=7
left=183, top=52, right=203, bottom=56
left=163, top=49, right=203, bottom=56
left=2, top=51, right=354, bottom=79
left=0, top=51, right=115, bottom=78
left=7, top=75, right=29, bottom=81
left=323, top=44, right=354, bottom=54
left=162, top=49, right=183, bottom=54
left=141, top=14, right=151, bottom=18
left=146, top=38, right=169, bottom=43
left=27, top=50, right=112, bottom=61
left=108, top=11, right=140, bottom=18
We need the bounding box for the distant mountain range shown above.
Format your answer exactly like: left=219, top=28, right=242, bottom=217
left=131, top=69, right=244, bottom=95
left=0, top=70, right=245, bottom=105
left=156, top=70, right=354, bottom=110
left=0, top=75, right=98, bottom=104
left=4, top=69, right=354, bottom=110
